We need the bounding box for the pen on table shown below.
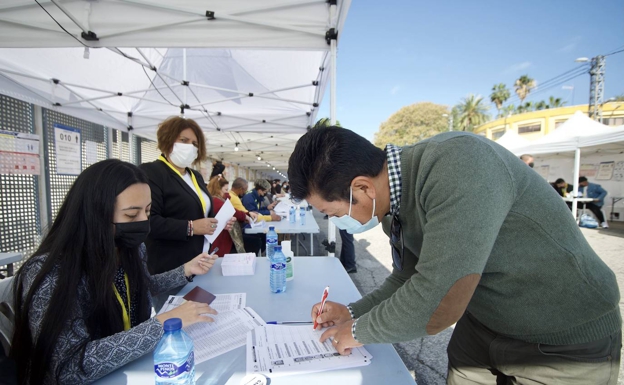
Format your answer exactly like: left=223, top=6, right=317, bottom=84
left=266, top=321, right=314, bottom=325
left=313, top=286, right=330, bottom=330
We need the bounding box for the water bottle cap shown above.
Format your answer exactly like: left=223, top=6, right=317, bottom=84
left=274, top=245, right=282, bottom=251
left=269, top=226, right=275, bottom=231
left=163, top=318, right=182, bottom=331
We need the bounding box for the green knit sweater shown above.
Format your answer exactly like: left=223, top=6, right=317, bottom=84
left=350, top=132, right=621, bottom=346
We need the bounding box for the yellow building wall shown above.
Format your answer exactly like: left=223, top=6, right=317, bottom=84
left=476, top=103, right=624, bottom=141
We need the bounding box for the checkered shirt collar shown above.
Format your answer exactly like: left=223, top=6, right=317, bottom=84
left=385, top=144, right=402, bottom=216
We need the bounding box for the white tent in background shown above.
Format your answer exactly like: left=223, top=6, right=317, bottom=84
left=494, top=130, right=531, bottom=152
left=511, top=111, right=623, bottom=220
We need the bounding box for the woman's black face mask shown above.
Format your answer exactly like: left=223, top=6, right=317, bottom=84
left=114, top=220, right=150, bottom=248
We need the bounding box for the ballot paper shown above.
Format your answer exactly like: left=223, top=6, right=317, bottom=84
left=222, top=253, right=257, bottom=276
left=205, top=198, right=236, bottom=244
left=157, top=293, right=246, bottom=315
left=164, top=306, right=265, bottom=364
left=246, top=325, right=372, bottom=377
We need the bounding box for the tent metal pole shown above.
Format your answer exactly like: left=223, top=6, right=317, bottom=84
left=0, top=16, right=67, bottom=34
left=107, top=126, right=113, bottom=159
left=254, top=95, right=315, bottom=106
left=327, top=2, right=338, bottom=257
left=50, top=0, right=89, bottom=34
left=33, top=105, right=50, bottom=234
left=183, top=48, right=187, bottom=107
left=96, top=17, right=205, bottom=40
left=572, top=148, right=581, bottom=221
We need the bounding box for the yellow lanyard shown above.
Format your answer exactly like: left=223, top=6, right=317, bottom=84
left=158, top=155, right=207, bottom=214
left=112, top=273, right=131, bottom=331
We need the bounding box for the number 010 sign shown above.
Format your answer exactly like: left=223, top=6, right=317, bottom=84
left=54, top=124, right=82, bottom=175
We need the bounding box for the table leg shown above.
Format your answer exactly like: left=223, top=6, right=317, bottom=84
left=296, top=234, right=300, bottom=256
left=310, top=233, right=313, bottom=255
left=7, top=263, right=14, bottom=277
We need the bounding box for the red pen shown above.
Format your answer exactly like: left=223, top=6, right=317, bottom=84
left=313, top=286, right=330, bottom=330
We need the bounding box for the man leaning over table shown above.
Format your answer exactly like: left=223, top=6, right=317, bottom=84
left=287, top=127, right=621, bottom=385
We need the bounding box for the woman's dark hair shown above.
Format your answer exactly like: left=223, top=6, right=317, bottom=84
left=288, top=126, right=386, bottom=201
left=210, top=161, right=226, bottom=179
left=11, top=159, right=152, bottom=384
left=554, top=178, right=565, bottom=185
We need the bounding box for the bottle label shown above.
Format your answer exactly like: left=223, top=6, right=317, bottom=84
left=286, top=257, right=293, bottom=279
left=154, top=351, right=194, bottom=378
left=267, top=238, right=277, bottom=245
left=271, top=262, right=286, bottom=270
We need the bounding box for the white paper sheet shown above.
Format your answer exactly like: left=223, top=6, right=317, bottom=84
left=205, top=198, right=236, bottom=244
left=246, top=325, right=372, bottom=378
left=157, top=293, right=246, bottom=315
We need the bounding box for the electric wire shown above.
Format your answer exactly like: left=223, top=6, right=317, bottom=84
left=34, top=0, right=88, bottom=47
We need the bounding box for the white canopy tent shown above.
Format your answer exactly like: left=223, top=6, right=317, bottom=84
left=494, top=130, right=530, bottom=152
left=0, top=0, right=351, bottom=176
left=511, top=111, right=624, bottom=219
left=0, top=0, right=351, bottom=252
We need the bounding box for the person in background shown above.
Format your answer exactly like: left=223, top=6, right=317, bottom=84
left=288, top=127, right=620, bottom=384
left=339, top=229, right=356, bottom=274
left=271, top=179, right=285, bottom=200
left=242, top=179, right=278, bottom=215
left=207, top=175, right=259, bottom=256
left=578, top=176, right=609, bottom=228
left=282, top=181, right=290, bottom=194
left=229, top=177, right=280, bottom=254
left=551, top=178, right=574, bottom=210
left=140, top=116, right=235, bottom=276
left=520, top=154, right=534, bottom=168
left=210, top=160, right=226, bottom=180
left=10, top=159, right=217, bottom=384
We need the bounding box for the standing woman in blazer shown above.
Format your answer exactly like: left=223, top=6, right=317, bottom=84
left=140, top=117, right=234, bottom=277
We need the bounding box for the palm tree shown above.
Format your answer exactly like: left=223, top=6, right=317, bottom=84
left=456, top=94, right=489, bottom=132
left=535, top=101, right=548, bottom=110
left=501, top=104, right=515, bottom=117
left=547, top=96, right=566, bottom=109
left=514, top=75, right=536, bottom=103
left=490, top=83, right=510, bottom=117
left=515, top=102, right=534, bottom=114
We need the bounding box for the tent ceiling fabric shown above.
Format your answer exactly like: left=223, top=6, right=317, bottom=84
left=0, top=0, right=351, bottom=174
left=0, top=0, right=349, bottom=49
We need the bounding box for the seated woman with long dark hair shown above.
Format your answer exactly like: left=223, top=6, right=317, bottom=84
left=11, top=159, right=217, bottom=384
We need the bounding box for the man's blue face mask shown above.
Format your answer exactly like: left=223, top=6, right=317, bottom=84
left=329, top=187, right=379, bottom=234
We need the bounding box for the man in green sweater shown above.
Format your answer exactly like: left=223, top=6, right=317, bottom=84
left=288, top=127, right=621, bottom=384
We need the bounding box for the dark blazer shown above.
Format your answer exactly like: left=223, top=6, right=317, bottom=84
left=140, top=159, right=215, bottom=274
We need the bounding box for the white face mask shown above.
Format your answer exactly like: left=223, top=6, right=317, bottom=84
left=169, top=142, right=198, bottom=169
left=330, top=187, right=379, bottom=234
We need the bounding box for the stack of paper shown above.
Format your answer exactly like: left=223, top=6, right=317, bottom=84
left=222, top=253, right=257, bottom=276
left=246, top=325, right=372, bottom=377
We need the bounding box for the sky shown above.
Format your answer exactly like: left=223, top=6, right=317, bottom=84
left=318, top=0, right=624, bottom=142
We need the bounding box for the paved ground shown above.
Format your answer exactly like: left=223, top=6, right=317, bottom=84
left=308, top=209, right=624, bottom=385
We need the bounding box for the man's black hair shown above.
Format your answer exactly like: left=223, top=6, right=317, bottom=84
left=288, top=126, right=386, bottom=202
left=579, top=176, right=588, bottom=183
left=554, top=178, right=565, bottom=184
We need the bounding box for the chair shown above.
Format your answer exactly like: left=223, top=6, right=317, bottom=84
left=0, top=277, right=15, bottom=356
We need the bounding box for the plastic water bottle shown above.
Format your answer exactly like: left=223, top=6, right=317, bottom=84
left=270, top=245, right=287, bottom=293
left=300, top=208, right=306, bottom=226
left=266, top=226, right=278, bottom=260
left=154, top=318, right=195, bottom=385
left=289, top=206, right=296, bottom=224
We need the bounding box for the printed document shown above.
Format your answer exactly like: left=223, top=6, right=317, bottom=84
left=246, top=325, right=372, bottom=377
left=158, top=293, right=246, bottom=315
left=205, top=198, right=236, bottom=244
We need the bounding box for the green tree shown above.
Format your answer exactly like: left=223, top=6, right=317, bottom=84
left=373, top=102, right=449, bottom=147
left=515, top=101, right=535, bottom=114
left=500, top=104, right=515, bottom=118
left=547, top=96, right=566, bottom=108
left=535, top=101, right=548, bottom=110
left=456, top=94, right=490, bottom=132
left=313, top=117, right=341, bottom=128
left=614, top=94, right=624, bottom=102
left=514, top=75, right=536, bottom=103
left=490, top=83, right=511, bottom=117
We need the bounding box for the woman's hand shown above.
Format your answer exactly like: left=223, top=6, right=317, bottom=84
left=319, top=320, right=363, bottom=356
left=310, top=301, right=353, bottom=329
left=224, top=217, right=236, bottom=231
left=193, top=218, right=219, bottom=235
left=156, top=301, right=217, bottom=327
left=184, top=253, right=217, bottom=277
left=248, top=211, right=259, bottom=221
